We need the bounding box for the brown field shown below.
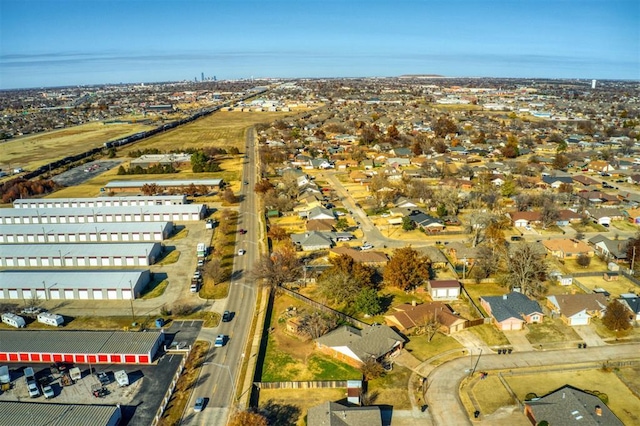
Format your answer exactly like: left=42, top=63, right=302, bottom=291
left=573, top=275, right=639, bottom=298
left=119, top=111, right=292, bottom=155
left=1, top=121, right=155, bottom=171
left=258, top=388, right=346, bottom=426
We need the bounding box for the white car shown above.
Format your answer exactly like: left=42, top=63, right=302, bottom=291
left=238, top=249, right=246, bottom=256
left=43, top=385, right=54, bottom=399
left=361, top=243, right=374, bottom=250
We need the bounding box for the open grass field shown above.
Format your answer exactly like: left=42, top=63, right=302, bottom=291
left=404, top=332, right=463, bottom=362
left=258, top=388, right=346, bottom=426
left=1, top=122, right=155, bottom=172
left=467, top=324, right=510, bottom=346
left=469, top=375, right=516, bottom=415
left=574, top=275, right=639, bottom=298
left=119, top=111, right=291, bottom=155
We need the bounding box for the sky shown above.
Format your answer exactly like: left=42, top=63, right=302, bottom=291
left=1, top=0, right=638, bottom=89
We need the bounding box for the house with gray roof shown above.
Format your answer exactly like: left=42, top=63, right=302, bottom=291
left=316, top=324, right=404, bottom=366
left=524, top=384, right=623, bottom=426
left=588, top=234, right=628, bottom=262
left=408, top=211, right=445, bottom=232
left=305, top=206, right=335, bottom=221
left=307, top=401, right=382, bottom=426
left=291, top=231, right=334, bottom=251
left=480, top=292, right=544, bottom=331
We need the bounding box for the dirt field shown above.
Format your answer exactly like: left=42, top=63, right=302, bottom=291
left=258, top=388, right=346, bottom=426
left=0, top=122, right=155, bottom=172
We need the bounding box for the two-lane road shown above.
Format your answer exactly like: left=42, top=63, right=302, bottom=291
left=182, top=129, right=260, bottom=426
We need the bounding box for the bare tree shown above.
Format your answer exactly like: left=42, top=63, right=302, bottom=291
left=503, top=244, right=548, bottom=297
left=360, top=358, right=385, bottom=380
left=414, top=313, right=441, bottom=342
left=541, top=201, right=560, bottom=229
left=251, top=244, right=302, bottom=292
left=299, top=311, right=337, bottom=339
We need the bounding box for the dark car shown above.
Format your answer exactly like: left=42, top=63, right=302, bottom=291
left=238, top=229, right=247, bottom=234
left=222, top=311, right=232, bottom=322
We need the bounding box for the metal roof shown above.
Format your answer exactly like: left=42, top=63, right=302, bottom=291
left=104, top=179, right=223, bottom=188
left=0, top=330, right=162, bottom=355
left=0, top=204, right=205, bottom=218
left=0, top=221, right=172, bottom=235
left=13, top=194, right=186, bottom=207
left=0, top=270, right=148, bottom=290
left=0, top=243, right=159, bottom=258
left=0, top=401, right=120, bottom=426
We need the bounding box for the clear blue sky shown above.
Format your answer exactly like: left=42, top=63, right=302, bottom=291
left=1, top=0, right=638, bottom=89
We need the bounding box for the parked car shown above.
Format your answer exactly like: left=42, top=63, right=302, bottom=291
left=194, top=397, right=205, bottom=412
left=27, top=380, right=40, bottom=397
left=43, top=385, right=54, bottom=399
left=361, top=243, right=374, bottom=250
left=214, top=335, right=226, bottom=347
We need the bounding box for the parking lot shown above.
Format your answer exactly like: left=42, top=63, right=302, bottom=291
left=52, top=159, right=122, bottom=187
left=0, top=321, right=202, bottom=425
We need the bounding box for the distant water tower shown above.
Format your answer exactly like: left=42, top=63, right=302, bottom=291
left=591, top=79, right=597, bottom=89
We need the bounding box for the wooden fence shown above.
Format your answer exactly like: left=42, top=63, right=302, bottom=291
left=255, top=380, right=355, bottom=390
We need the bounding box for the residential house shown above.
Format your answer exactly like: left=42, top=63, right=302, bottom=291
left=509, top=211, right=542, bottom=228
left=445, top=242, right=479, bottom=266
left=306, top=206, right=335, bottom=221
left=557, top=209, right=583, bottom=226
left=290, top=231, right=334, bottom=251
left=625, top=207, right=640, bottom=225
left=586, top=208, right=624, bottom=226
left=391, top=147, right=412, bottom=157
left=335, top=159, right=359, bottom=170
left=408, top=211, right=445, bottom=233
left=418, top=246, right=450, bottom=270
left=587, top=235, right=628, bottom=262
left=576, top=191, right=620, bottom=206
left=546, top=294, right=608, bottom=326
left=386, top=158, right=411, bottom=168
left=619, top=293, right=640, bottom=322
left=349, top=170, right=369, bottom=183
left=480, top=292, right=544, bottom=331
left=310, top=158, right=333, bottom=169
left=427, top=280, right=460, bottom=300
left=587, top=160, right=615, bottom=173
left=524, top=385, right=623, bottom=426
left=572, top=174, right=600, bottom=187
left=384, top=302, right=467, bottom=334
left=394, top=197, right=418, bottom=209
left=315, top=324, right=405, bottom=367
left=307, top=402, right=382, bottom=426
left=541, top=239, right=594, bottom=259
left=329, top=247, right=388, bottom=267
left=542, top=175, right=573, bottom=188
left=306, top=219, right=336, bottom=232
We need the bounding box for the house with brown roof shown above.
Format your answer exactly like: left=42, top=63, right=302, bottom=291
left=587, top=160, right=615, bottom=173
left=329, top=247, right=388, bottom=266
left=335, top=159, right=359, bottom=170
left=626, top=208, right=640, bottom=225
left=541, top=238, right=594, bottom=259
left=572, top=174, right=600, bottom=187
left=427, top=280, right=460, bottom=300
left=306, top=219, right=336, bottom=232
left=349, top=170, right=369, bottom=183
left=384, top=302, right=467, bottom=334
left=576, top=191, right=620, bottom=205
left=509, top=211, right=542, bottom=228
left=546, top=294, right=608, bottom=326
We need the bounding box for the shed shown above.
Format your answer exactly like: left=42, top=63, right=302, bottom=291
left=604, top=272, right=619, bottom=281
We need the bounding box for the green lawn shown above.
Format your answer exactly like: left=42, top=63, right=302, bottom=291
left=141, top=279, right=169, bottom=299
left=404, top=332, right=463, bottom=362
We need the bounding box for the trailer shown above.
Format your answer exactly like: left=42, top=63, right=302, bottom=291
left=69, top=367, right=82, bottom=382
left=37, top=312, right=64, bottom=327
left=115, top=370, right=129, bottom=387
left=0, top=366, right=10, bottom=384
left=1, top=313, right=26, bottom=328
left=196, top=242, right=207, bottom=258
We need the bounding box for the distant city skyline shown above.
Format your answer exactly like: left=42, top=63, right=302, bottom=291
left=1, top=0, right=638, bottom=90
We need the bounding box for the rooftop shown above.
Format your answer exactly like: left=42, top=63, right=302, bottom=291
left=0, top=243, right=159, bottom=258
left=0, top=401, right=121, bottom=426
left=0, top=270, right=149, bottom=290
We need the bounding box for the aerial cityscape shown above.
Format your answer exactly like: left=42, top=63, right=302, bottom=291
left=1, top=1, right=639, bottom=426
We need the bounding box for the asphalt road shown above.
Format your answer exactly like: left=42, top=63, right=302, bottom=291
left=182, top=129, right=260, bottom=426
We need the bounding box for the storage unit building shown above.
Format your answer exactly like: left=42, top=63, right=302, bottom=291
left=13, top=195, right=187, bottom=209
left=0, top=243, right=161, bottom=268
left=0, top=270, right=150, bottom=300
left=0, top=329, right=163, bottom=364
left=0, top=222, right=173, bottom=244
left=0, top=401, right=121, bottom=426
left=103, top=178, right=223, bottom=194
left=0, top=204, right=206, bottom=224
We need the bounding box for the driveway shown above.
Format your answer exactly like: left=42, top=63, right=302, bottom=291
left=502, top=330, right=535, bottom=352
left=451, top=330, right=492, bottom=353
left=572, top=325, right=606, bottom=347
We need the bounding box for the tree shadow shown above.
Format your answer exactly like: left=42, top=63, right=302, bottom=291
left=379, top=294, right=395, bottom=313
left=261, top=399, right=301, bottom=426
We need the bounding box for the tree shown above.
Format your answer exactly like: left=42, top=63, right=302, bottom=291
left=552, top=152, right=570, bottom=170
left=384, top=247, right=431, bottom=291
left=473, top=244, right=503, bottom=281
left=360, top=358, right=384, bottom=380
left=254, top=178, right=275, bottom=194
left=417, top=314, right=441, bottom=342
left=141, top=183, right=159, bottom=196
left=541, top=201, right=560, bottom=229
left=602, top=299, right=632, bottom=332
left=432, top=116, right=458, bottom=138
left=204, top=258, right=229, bottom=284
left=267, top=225, right=289, bottom=241
left=354, top=288, right=383, bottom=316
left=222, top=188, right=238, bottom=204
left=402, top=216, right=416, bottom=231
left=228, top=410, right=268, bottom=426
left=626, top=233, right=640, bottom=271
left=251, top=244, right=301, bottom=292
left=318, top=270, right=363, bottom=305
left=335, top=217, right=349, bottom=230
left=576, top=253, right=591, bottom=268
left=299, top=311, right=337, bottom=339
left=503, top=244, right=548, bottom=297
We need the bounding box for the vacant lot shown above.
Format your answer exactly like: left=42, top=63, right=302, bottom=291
left=404, top=332, right=463, bottom=362
left=574, top=275, right=639, bottom=298
left=258, top=388, right=345, bottom=426
left=1, top=122, right=155, bottom=172
left=525, top=318, right=581, bottom=345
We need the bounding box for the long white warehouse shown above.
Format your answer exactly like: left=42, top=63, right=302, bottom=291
left=0, top=222, right=173, bottom=244
left=13, top=194, right=187, bottom=209
left=0, top=204, right=206, bottom=224
left=0, top=243, right=162, bottom=268
left=0, top=270, right=150, bottom=300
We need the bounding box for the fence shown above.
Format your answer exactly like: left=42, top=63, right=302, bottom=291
left=255, top=380, right=354, bottom=390
left=151, top=346, right=190, bottom=426
left=279, top=286, right=370, bottom=329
